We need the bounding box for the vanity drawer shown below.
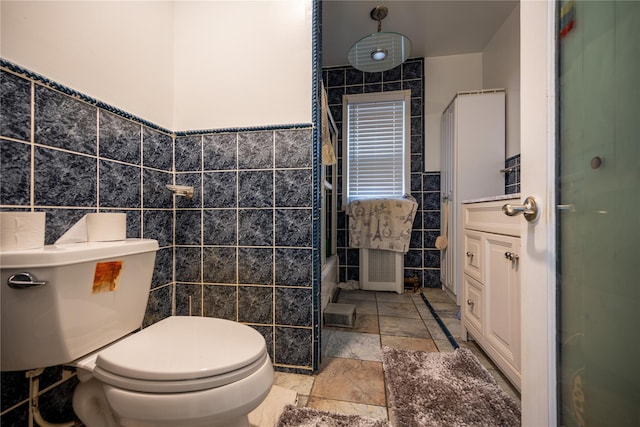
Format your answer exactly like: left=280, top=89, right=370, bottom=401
left=463, top=231, right=482, bottom=281
left=462, top=275, right=484, bottom=334
left=463, top=200, right=520, bottom=237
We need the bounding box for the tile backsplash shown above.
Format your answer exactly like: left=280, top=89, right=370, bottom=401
left=0, top=62, right=315, bottom=425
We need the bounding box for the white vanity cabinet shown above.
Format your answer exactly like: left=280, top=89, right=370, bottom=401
left=461, top=197, right=521, bottom=390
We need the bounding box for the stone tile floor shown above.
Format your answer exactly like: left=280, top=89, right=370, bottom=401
left=273, top=287, right=521, bottom=422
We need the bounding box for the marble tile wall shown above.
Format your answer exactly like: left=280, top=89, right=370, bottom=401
left=1, top=67, right=175, bottom=424
left=322, top=58, right=442, bottom=288
left=172, top=128, right=315, bottom=372
left=505, top=154, right=521, bottom=194
left=1, top=63, right=317, bottom=425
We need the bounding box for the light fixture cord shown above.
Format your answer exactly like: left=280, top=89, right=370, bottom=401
left=377, top=17, right=382, bottom=32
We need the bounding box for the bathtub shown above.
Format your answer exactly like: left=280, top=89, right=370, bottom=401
left=321, top=255, right=339, bottom=312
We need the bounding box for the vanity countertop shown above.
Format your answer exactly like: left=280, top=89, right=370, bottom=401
left=462, top=193, right=520, bottom=204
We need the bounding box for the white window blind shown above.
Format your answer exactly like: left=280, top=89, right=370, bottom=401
left=344, top=90, right=410, bottom=204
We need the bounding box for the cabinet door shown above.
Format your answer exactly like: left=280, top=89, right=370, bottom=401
left=484, top=235, right=521, bottom=371
left=463, top=231, right=482, bottom=281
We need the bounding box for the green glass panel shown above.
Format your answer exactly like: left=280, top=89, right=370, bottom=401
left=558, top=1, right=640, bottom=426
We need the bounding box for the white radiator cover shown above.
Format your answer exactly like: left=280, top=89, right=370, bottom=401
left=359, top=248, right=403, bottom=294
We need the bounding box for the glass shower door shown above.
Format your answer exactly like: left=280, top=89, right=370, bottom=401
left=557, top=1, right=640, bottom=425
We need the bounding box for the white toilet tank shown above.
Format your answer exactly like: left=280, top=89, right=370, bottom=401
left=0, top=239, right=159, bottom=372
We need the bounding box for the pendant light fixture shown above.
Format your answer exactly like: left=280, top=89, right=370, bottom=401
left=347, top=6, right=411, bottom=73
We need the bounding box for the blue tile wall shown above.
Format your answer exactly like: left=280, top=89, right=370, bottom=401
left=144, top=210, right=173, bottom=247
left=275, top=287, right=312, bottom=326
left=175, top=210, right=202, bottom=245
left=203, top=133, right=236, bottom=170
left=0, top=371, right=29, bottom=414
left=143, top=127, right=173, bottom=170
left=203, top=171, right=237, bottom=208
left=323, top=58, right=443, bottom=288
left=34, top=147, right=97, bottom=206
left=203, top=209, right=236, bottom=245
left=0, top=402, right=29, bottom=426
left=275, top=248, right=313, bottom=287
left=238, top=131, right=273, bottom=169
left=34, top=86, right=97, bottom=155
left=238, top=170, right=273, bottom=207
left=238, top=286, right=273, bottom=324
left=276, top=209, right=313, bottom=247
left=1, top=67, right=174, bottom=425
left=37, top=378, right=79, bottom=424
left=175, top=135, right=202, bottom=172
left=203, top=284, right=237, bottom=320
left=99, top=111, right=142, bottom=164
left=275, top=326, right=312, bottom=366
left=203, top=247, right=236, bottom=283
left=174, top=126, right=315, bottom=373
left=275, top=169, right=313, bottom=207
left=1, top=60, right=317, bottom=426
left=143, top=169, right=174, bottom=208
left=0, top=139, right=30, bottom=205
left=99, top=160, right=141, bottom=208
left=175, top=283, right=203, bottom=316
left=238, top=247, right=273, bottom=285
left=152, top=247, right=173, bottom=288
left=275, top=129, right=312, bottom=168
left=176, top=246, right=202, bottom=282
left=505, top=154, right=521, bottom=194
left=175, top=172, right=202, bottom=209
left=238, top=209, right=274, bottom=246
left=143, top=284, right=173, bottom=327
left=0, top=71, right=31, bottom=140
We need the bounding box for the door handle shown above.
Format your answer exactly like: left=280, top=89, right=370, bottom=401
left=502, top=196, right=540, bottom=222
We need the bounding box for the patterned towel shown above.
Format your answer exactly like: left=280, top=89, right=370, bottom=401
left=346, top=195, right=418, bottom=253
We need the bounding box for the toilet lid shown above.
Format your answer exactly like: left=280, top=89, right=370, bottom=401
left=95, top=317, right=267, bottom=383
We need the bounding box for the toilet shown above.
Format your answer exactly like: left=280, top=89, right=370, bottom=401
left=0, top=239, right=273, bottom=427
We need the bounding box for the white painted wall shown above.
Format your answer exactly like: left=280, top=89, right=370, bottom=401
left=424, top=4, right=520, bottom=172
left=172, top=1, right=312, bottom=131
left=1, top=1, right=313, bottom=131
left=424, top=53, right=483, bottom=171
left=483, top=3, right=520, bottom=158
left=1, top=1, right=175, bottom=129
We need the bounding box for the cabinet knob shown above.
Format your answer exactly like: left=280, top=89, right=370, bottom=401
left=466, top=299, right=474, bottom=306
left=466, top=251, right=473, bottom=257
left=504, top=252, right=519, bottom=262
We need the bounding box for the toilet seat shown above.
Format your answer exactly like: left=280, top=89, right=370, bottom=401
left=101, top=354, right=274, bottom=427
left=91, top=316, right=268, bottom=393
left=94, top=351, right=269, bottom=393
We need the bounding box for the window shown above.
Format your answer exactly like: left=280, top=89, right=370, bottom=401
left=343, top=90, right=411, bottom=205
